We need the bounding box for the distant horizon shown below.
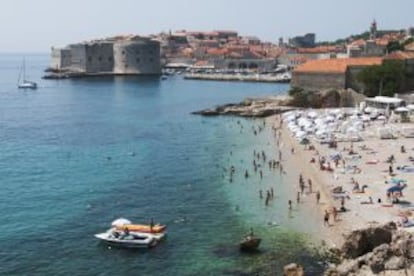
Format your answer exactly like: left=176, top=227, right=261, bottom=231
left=1, top=0, right=413, bottom=52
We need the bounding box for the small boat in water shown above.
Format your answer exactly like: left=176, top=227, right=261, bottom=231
left=240, top=229, right=261, bottom=252
left=94, top=218, right=167, bottom=248
left=95, top=229, right=157, bottom=248
left=17, top=59, right=37, bottom=89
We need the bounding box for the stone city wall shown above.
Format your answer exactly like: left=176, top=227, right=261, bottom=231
left=291, top=72, right=346, bottom=90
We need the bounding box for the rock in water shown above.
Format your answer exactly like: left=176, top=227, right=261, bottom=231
left=283, top=263, right=304, bottom=276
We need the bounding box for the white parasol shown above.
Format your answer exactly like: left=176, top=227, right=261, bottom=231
left=111, top=218, right=132, bottom=227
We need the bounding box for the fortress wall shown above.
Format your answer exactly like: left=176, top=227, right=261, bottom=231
left=346, top=67, right=366, bottom=92
left=113, top=40, right=161, bottom=75
left=50, top=48, right=72, bottom=70
left=84, top=42, right=114, bottom=73
left=291, top=72, right=346, bottom=90
left=69, top=44, right=87, bottom=72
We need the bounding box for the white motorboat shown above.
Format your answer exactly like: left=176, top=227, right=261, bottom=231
left=95, top=229, right=158, bottom=248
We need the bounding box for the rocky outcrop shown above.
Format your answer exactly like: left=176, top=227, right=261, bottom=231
left=341, top=222, right=397, bottom=259
left=192, top=97, right=295, bottom=118
left=288, top=88, right=366, bottom=109
left=325, top=222, right=414, bottom=276
left=283, top=263, right=304, bottom=276
left=192, top=89, right=366, bottom=118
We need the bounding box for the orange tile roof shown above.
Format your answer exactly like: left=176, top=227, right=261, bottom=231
left=229, top=52, right=242, bottom=58
left=294, top=57, right=383, bottom=73
left=405, top=42, right=414, bottom=51
left=296, top=46, right=340, bottom=54
left=375, top=38, right=390, bottom=46
left=384, top=51, right=414, bottom=60
left=206, top=48, right=229, bottom=56
left=350, top=39, right=366, bottom=47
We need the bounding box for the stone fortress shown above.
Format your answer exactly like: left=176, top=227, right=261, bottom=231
left=47, top=35, right=161, bottom=77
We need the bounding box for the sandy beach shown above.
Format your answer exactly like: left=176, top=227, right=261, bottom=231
left=272, top=109, right=414, bottom=248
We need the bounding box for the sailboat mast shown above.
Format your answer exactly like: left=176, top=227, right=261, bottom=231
left=23, top=58, right=26, bottom=81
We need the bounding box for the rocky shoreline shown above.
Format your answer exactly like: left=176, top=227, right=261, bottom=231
left=192, top=88, right=366, bottom=118
left=192, top=96, right=295, bottom=118
left=284, top=223, right=414, bottom=275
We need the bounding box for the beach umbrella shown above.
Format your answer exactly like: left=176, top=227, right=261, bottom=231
left=361, top=115, right=370, bottom=122
left=111, top=218, right=132, bottom=227
left=395, top=107, right=409, bottom=113
left=330, top=152, right=341, bottom=161
left=307, top=111, right=318, bottom=118
left=387, top=184, right=407, bottom=193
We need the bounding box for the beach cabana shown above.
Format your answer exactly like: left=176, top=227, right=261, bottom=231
left=365, top=96, right=404, bottom=111
left=401, top=127, right=414, bottom=138
left=377, top=127, right=395, bottom=139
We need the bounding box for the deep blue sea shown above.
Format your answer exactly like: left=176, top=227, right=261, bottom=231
left=0, top=54, right=325, bottom=275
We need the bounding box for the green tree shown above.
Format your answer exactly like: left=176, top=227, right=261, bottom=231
left=386, top=41, right=403, bottom=53
left=357, top=60, right=405, bottom=97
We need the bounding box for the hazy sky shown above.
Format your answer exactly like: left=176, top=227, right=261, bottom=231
left=1, top=0, right=413, bottom=52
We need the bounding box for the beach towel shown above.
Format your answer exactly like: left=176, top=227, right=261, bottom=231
left=400, top=166, right=414, bottom=173
left=401, top=220, right=414, bottom=228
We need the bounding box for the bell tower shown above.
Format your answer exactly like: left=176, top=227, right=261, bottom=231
left=370, top=20, right=377, bottom=40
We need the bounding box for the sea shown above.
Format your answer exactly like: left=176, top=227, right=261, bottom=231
left=0, top=54, right=326, bottom=275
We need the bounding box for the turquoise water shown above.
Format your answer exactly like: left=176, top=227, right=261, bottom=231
left=0, top=54, right=324, bottom=275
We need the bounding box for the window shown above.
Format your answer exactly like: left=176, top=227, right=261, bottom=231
left=108, top=57, right=112, bottom=62
left=122, top=50, right=125, bottom=55
left=88, top=56, right=92, bottom=62
left=98, top=56, right=102, bottom=62
left=149, top=58, right=154, bottom=62
left=136, top=58, right=140, bottom=63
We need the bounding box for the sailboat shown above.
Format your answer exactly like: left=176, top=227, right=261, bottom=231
left=17, top=59, right=37, bottom=89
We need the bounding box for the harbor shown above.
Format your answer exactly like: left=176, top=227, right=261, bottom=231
left=184, top=71, right=291, bottom=83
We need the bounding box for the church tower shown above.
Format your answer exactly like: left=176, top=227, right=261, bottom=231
left=370, top=20, right=377, bottom=40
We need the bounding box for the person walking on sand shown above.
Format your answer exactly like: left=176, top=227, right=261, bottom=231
left=316, top=190, right=321, bottom=204
left=332, top=207, right=338, bottom=222
left=324, top=210, right=330, bottom=226
left=308, top=179, right=313, bottom=193
left=296, top=191, right=300, bottom=204
left=288, top=200, right=292, bottom=210
left=300, top=181, right=305, bottom=194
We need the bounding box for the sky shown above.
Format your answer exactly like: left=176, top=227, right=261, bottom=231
left=1, top=0, right=413, bottom=52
